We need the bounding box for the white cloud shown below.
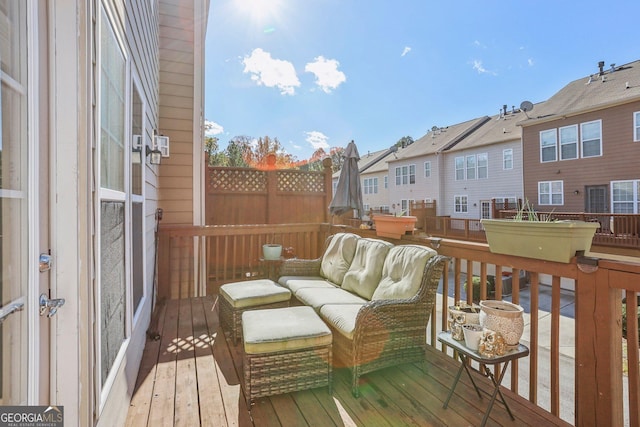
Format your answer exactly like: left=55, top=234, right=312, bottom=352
left=242, top=48, right=300, bottom=95
left=305, top=131, right=330, bottom=150
left=528, top=58, right=534, bottom=66
left=473, top=40, right=486, bottom=48
left=401, top=46, right=411, bottom=57
left=305, top=56, right=346, bottom=93
left=204, top=120, right=224, bottom=136
left=472, top=59, right=496, bottom=75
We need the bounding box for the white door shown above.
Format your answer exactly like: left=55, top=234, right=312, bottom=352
left=0, top=0, right=52, bottom=405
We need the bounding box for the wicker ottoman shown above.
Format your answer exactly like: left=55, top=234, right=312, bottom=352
left=219, top=279, right=291, bottom=344
left=242, top=306, right=333, bottom=406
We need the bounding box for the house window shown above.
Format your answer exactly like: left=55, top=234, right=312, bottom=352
left=465, top=155, right=476, bottom=180
left=540, top=129, right=557, bottom=162
left=503, top=149, right=513, bottom=170
left=477, top=153, right=488, bottom=179
left=100, top=6, right=127, bottom=386
left=454, top=195, right=468, bottom=213
left=363, top=177, right=378, bottom=194
left=581, top=120, right=602, bottom=158
left=424, top=161, right=431, bottom=178
left=538, top=180, right=564, bottom=205
left=634, top=112, right=640, bottom=142
left=395, top=165, right=415, bottom=185
left=384, top=175, right=388, bottom=189
left=611, top=180, right=640, bottom=213
left=481, top=201, right=491, bottom=219
left=455, top=157, right=464, bottom=180
left=559, top=125, right=578, bottom=160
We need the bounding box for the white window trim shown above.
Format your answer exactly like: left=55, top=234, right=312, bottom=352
left=424, top=161, right=431, bottom=178
left=634, top=111, right=640, bottom=142
left=611, top=179, right=640, bottom=213
left=540, top=129, right=557, bottom=163
left=477, top=152, right=488, bottom=179
left=454, top=195, right=468, bottom=213
left=455, top=156, right=464, bottom=180
left=559, top=124, right=578, bottom=161
left=503, top=148, right=513, bottom=170
left=538, top=180, right=564, bottom=206
left=580, top=119, right=602, bottom=158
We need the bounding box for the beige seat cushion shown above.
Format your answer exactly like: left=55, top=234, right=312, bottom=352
left=341, top=238, right=392, bottom=300
left=278, top=276, right=338, bottom=293
left=319, top=233, right=359, bottom=286
left=371, top=245, right=436, bottom=301
left=220, top=279, right=291, bottom=308
left=319, top=303, right=364, bottom=339
left=295, top=287, right=368, bottom=311
left=242, top=306, right=332, bottom=354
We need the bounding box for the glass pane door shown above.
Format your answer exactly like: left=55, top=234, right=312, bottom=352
left=0, top=0, right=28, bottom=405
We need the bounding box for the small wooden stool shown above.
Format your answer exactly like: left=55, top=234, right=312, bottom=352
left=219, top=279, right=291, bottom=344
left=242, top=306, right=333, bottom=406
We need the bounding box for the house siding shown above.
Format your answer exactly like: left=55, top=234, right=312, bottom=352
left=522, top=101, right=640, bottom=212
left=443, top=141, right=523, bottom=218
left=158, top=0, right=196, bottom=225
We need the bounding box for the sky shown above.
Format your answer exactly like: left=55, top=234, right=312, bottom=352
left=204, top=0, right=640, bottom=162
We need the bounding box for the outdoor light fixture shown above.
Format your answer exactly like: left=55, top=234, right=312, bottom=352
left=132, top=135, right=143, bottom=164
left=146, top=144, right=162, bottom=165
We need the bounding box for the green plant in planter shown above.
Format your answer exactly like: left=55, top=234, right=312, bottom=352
left=513, top=198, right=555, bottom=222
left=463, top=275, right=496, bottom=303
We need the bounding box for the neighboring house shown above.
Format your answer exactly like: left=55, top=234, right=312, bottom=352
left=442, top=106, right=531, bottom=219
left=358, top=148, right=396, bottom=215
left=387, top=117, right=490, bottom=216
left=520, top=60, right=640, bottom=214
left=0, top=1, right=208, bottom=426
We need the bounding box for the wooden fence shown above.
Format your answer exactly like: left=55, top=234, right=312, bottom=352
left=205, top=160, right=333, bottom=225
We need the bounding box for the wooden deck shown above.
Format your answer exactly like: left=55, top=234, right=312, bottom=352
left=125, top=296, right=573, bottom=427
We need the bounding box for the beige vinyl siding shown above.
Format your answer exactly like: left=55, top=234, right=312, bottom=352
left=443, top=141, right=523, bottom=218
left=159, top=0, right=196, bottom=224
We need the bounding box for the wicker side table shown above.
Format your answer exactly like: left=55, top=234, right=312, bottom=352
left=242, top=306, right=332, bottom=406
left=219, top=279, right=291, bottom=345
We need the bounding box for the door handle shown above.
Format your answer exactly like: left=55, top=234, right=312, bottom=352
left=0, top=297, right=25, bottom=323
left=39, top=294, right=65, bottom=318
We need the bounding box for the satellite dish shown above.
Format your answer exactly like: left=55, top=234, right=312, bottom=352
left=520, top=101, right=534, bottom=112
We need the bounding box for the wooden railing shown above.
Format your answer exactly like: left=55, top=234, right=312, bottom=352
left=157, top=223, right=331, bottom=299
left=424, top=213, right=640, bottom=249
left=156, top=223, right=639, bottom=426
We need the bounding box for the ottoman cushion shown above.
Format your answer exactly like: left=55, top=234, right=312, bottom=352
left=220, top=279, right=290, bottom=308
left=243, top=306, right=332, bottom=354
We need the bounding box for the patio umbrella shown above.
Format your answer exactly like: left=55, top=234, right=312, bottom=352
left=329, top=140, right=364, bottom=219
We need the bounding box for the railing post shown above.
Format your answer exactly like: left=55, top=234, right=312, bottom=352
left=574, top=257, right=623, bottom=426
left=266, top=169, right=277, bottom=224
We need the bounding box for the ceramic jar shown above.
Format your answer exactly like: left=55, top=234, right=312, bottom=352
left=262, top=244, right=282, bottom=260
left=462, top=324, right=484, bottom=351
left=479, top=300, right=524, bottom=347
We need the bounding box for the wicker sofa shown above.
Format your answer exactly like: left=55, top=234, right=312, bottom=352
left=277, top=232, right=448, bottom=396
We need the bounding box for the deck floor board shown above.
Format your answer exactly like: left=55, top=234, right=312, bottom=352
left=126, top=295, right=572, bottom=427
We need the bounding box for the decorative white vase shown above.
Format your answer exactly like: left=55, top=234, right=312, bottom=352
left=262, top=244, right=282, bottom=260
left=479, top=300, right=524, bottom=347
left=462, top=324, right=484, bottom=351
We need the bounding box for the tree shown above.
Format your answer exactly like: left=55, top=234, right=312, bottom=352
left=242, top=135, right=296, bottom=169
left=396, top=135, right=414, bottom=148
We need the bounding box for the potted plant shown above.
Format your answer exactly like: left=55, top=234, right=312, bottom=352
left=481, top=200, right=599, bottom=263
left=463, top=275, right=495, bottom=303
left=372, top=211, right=417, bottom=239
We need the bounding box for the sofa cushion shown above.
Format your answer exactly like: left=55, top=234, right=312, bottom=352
left=371, top=245, right=436, bottom=301
left=319, top=233, right=359, bottom=286
left=242, top=306, right=332, bottom=354
left=219, top=279, right=291, bottom=308
left=341, top=238, right=393, bottom=300
left=278, top=276, right=338, bottom=293
left=319, top=304, right=364, bottom=339
left=295, top=287, right=367, bottom=311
